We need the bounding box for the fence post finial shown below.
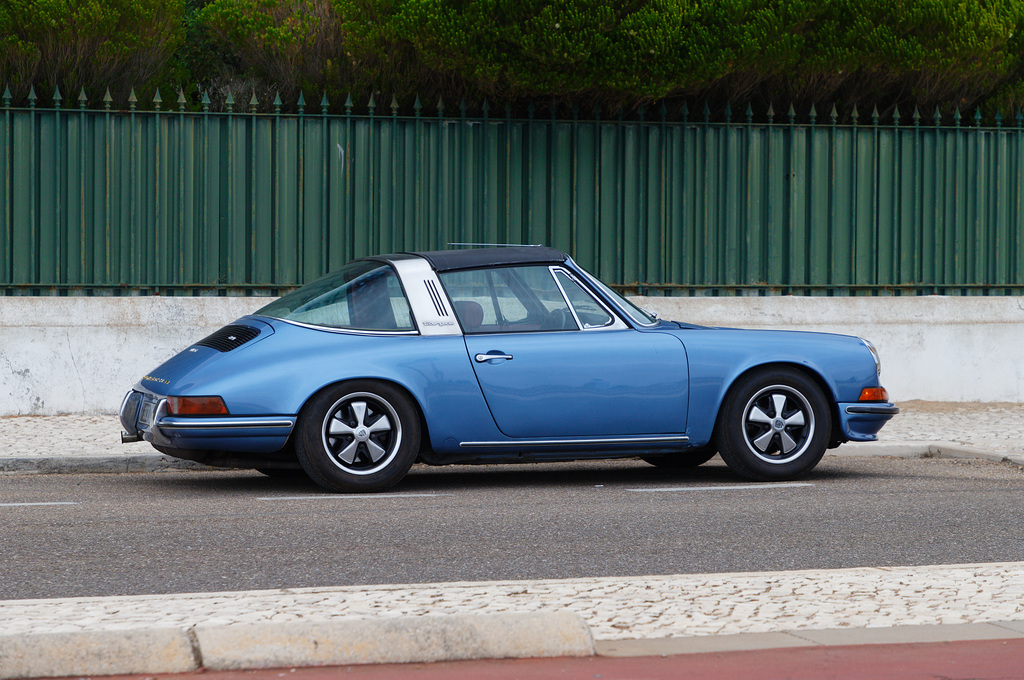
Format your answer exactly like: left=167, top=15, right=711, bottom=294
left=702, top=101, right=710, bottom=123
left=829, top=103, right=838, bottom=126
left=809, top=104, right=817, bottom=125
left=323, top=93, right=331, bottom=114
left=892, top=105, right=900, bottom=126
left=437, top=96, right=445, bottom=117
left=391, top=95, right=399, bottom=116
left=224, top=90, right=234, bottom=113
left=273, top=93, right=282, bottom=114
left=786, top=103, right=795, bottom=124
left=974, top=108, right=982, bottom=127
left=128, top=87, right=136, bottom=112
left=249, top=92, right=258, bottom=113
left=953, top=107, right=961, bottom=127
left=367, top=92, right=376, bottom=116
left=53, top=85, right=61, bottom=109
left=995, top=110, right=1003, bottom=128
left=1016, top=109, right=1023, bottom=128
left=933, top=106, right=941, bottom=125
left=912, top=106, right=920, bottom=127
left=78, top=88, right=88, bottom=110
left=201, top=90, right=211, bottom=113
left=850, top=105, right=859, bottom=125
left=680, top=102, right=688, bottom=123
left=483, top=99, right=491, bottom=119
left=766, top=103, right=774, bottom=123
left=296, top=92, right=305, bottom=114
left=745, top=103, right=753, bottom=124
left=413, top=96, right=422, bottom=117
left=871, top=105, right=879, bottom=126
left=2, top=86, right=10, bottom=108
left=178, top=89, right=187, bottom=112
left=153, top=88, right=162, bottom=112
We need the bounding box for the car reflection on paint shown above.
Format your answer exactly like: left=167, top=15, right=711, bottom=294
left=120, top=246, right=898, bottom=492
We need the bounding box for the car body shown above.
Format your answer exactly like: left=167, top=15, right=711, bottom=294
left=120, top=246, right=898, bottom=491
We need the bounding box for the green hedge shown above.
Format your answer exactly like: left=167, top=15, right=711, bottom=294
left=2, top=0, right=1024, bottom=115
left=0, top=0, right=184, bottom=104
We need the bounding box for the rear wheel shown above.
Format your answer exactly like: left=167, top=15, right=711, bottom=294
left=295, top=381, right=421, bottom=492
left=641, top=446, right=717, bottom=469
left=714, top=367, right=830, bottom=481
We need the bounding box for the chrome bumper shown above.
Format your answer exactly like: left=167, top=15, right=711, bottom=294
left=119, top=389, right=295, bottom=449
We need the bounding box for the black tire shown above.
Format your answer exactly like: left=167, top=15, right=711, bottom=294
left=641, top=446, right=717, bottom=469
left=294, top=380, right=421, bottom=492
left=714, top=367, right=831, bottom=481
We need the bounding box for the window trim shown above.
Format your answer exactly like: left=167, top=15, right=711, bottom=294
left=550, top=266, right=628, bottom=332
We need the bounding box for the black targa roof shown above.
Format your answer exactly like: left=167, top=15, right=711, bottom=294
left=406, top=246, right=568, bottom=272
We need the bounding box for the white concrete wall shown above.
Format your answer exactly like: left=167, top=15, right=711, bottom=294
left=1, top=295, right=1021, bottom=416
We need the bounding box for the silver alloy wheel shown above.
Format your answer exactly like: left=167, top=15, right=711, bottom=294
left=741, top=384, right=815, bottom=464
left=321, top=392, right=403, bottom=475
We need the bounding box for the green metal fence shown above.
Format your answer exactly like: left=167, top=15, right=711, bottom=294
left=2, top=91, right=1022, bottom=296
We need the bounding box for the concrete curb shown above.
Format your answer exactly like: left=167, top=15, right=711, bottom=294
left=2, top=444, right=1022, bottom=476
left=0, top=612, right=594, bottom=678
left=0, top=627, right=201, bottom=678
left=0, top=454, right=210, bottom=474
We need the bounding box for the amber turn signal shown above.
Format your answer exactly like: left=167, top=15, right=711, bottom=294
left=858, top=387, right=889, bottom=402
left=167, top=395, right=229, bottom=415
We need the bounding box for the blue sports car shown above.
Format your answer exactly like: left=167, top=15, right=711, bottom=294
left=120, top=246, right=898, bottom=492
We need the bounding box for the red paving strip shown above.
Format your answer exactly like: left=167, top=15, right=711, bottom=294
left=47, top=638, right=1024, bottom=680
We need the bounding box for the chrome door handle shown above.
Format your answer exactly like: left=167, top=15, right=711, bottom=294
left=475, top=353, right=513, bottom=362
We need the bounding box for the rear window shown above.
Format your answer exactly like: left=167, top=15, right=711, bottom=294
left=256, top=262, right=414, bottom=331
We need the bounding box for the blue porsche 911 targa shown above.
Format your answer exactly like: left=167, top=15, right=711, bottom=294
left=120, top=246, right=898, bottom=492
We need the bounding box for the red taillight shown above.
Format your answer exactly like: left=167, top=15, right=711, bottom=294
left=166, top=396, right=229, bottom=415
left=858, top=387, right=889, bottom=402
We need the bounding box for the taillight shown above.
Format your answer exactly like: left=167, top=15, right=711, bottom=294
left=166, top=396, right=229, bottom=415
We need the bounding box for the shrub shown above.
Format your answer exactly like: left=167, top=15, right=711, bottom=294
left=0, top=0, right=185, bottom=105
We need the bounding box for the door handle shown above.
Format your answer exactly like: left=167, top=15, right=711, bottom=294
left=475, top=353, right=513, bottom=363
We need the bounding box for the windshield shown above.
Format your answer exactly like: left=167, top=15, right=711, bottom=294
left=580, top=267, right=658, bottom=326
left=256, top=261, right=414, bottom=331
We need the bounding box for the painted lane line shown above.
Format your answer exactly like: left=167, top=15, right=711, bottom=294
left=627, top=482, right=814, bottom=493
left=0, top=501, right=78, bottom=507
left=257, top=493, right=447, bottom=501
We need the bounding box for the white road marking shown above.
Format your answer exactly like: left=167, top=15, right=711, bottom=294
left=627, top=482, right=814, bottom=493
left=258, top=493, right=446, bottom=501
left=0, top=502, right=78, bottom=507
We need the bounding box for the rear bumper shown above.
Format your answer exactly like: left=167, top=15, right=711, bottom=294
left=119, top=389, right=295, bottom=454
left=837, top=401, right=900, bottom=442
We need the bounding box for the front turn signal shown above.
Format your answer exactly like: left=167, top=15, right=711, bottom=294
left=858, top=387, right=889, bottom=402
left=167, top=395, right=229, bottom=415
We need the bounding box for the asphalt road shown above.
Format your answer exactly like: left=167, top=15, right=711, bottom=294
left=2, top=455, right=1023, bottom=601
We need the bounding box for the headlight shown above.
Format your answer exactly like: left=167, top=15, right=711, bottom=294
left=860, top=338, right=881, bottom=376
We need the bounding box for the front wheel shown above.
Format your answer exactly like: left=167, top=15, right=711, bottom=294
left=295, top=381, right=421, bottom=492
left=714, top=368, right=831, bottom=481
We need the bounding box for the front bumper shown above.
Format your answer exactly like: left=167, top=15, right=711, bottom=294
left=119, top=390, right=295, bottom=454
left=837, top=401, right=900, bottom=442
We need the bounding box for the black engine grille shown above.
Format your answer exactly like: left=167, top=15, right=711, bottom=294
left=193, top=324, right=261, bottom=352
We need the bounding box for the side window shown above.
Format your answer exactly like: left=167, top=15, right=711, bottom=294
left=554, top=270, right=614, bottom=329
left=440, top=266, right=578, bottom=333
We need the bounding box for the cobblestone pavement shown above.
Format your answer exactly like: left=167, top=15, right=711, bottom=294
left=2, top=401, right=1023, bottom=460
left=1, top=563, right=1022, bottom=640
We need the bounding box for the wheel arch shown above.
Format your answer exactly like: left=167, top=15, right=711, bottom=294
left=298, top=376, right=433, bottom=457
left=711, top=361, right=838, bottom=438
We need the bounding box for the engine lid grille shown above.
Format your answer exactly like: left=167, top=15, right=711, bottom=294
left=193, top=324, right=261, bottom=352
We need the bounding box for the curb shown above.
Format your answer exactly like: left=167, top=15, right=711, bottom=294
left=2, top=444, right=1022, bottom=475
left=0, top=612, right=594, bottom=678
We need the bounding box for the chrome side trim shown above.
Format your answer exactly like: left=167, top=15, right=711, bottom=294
left=157, top=417, right=296, bottom=431
left=460, top=435, right=689, bottom=448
